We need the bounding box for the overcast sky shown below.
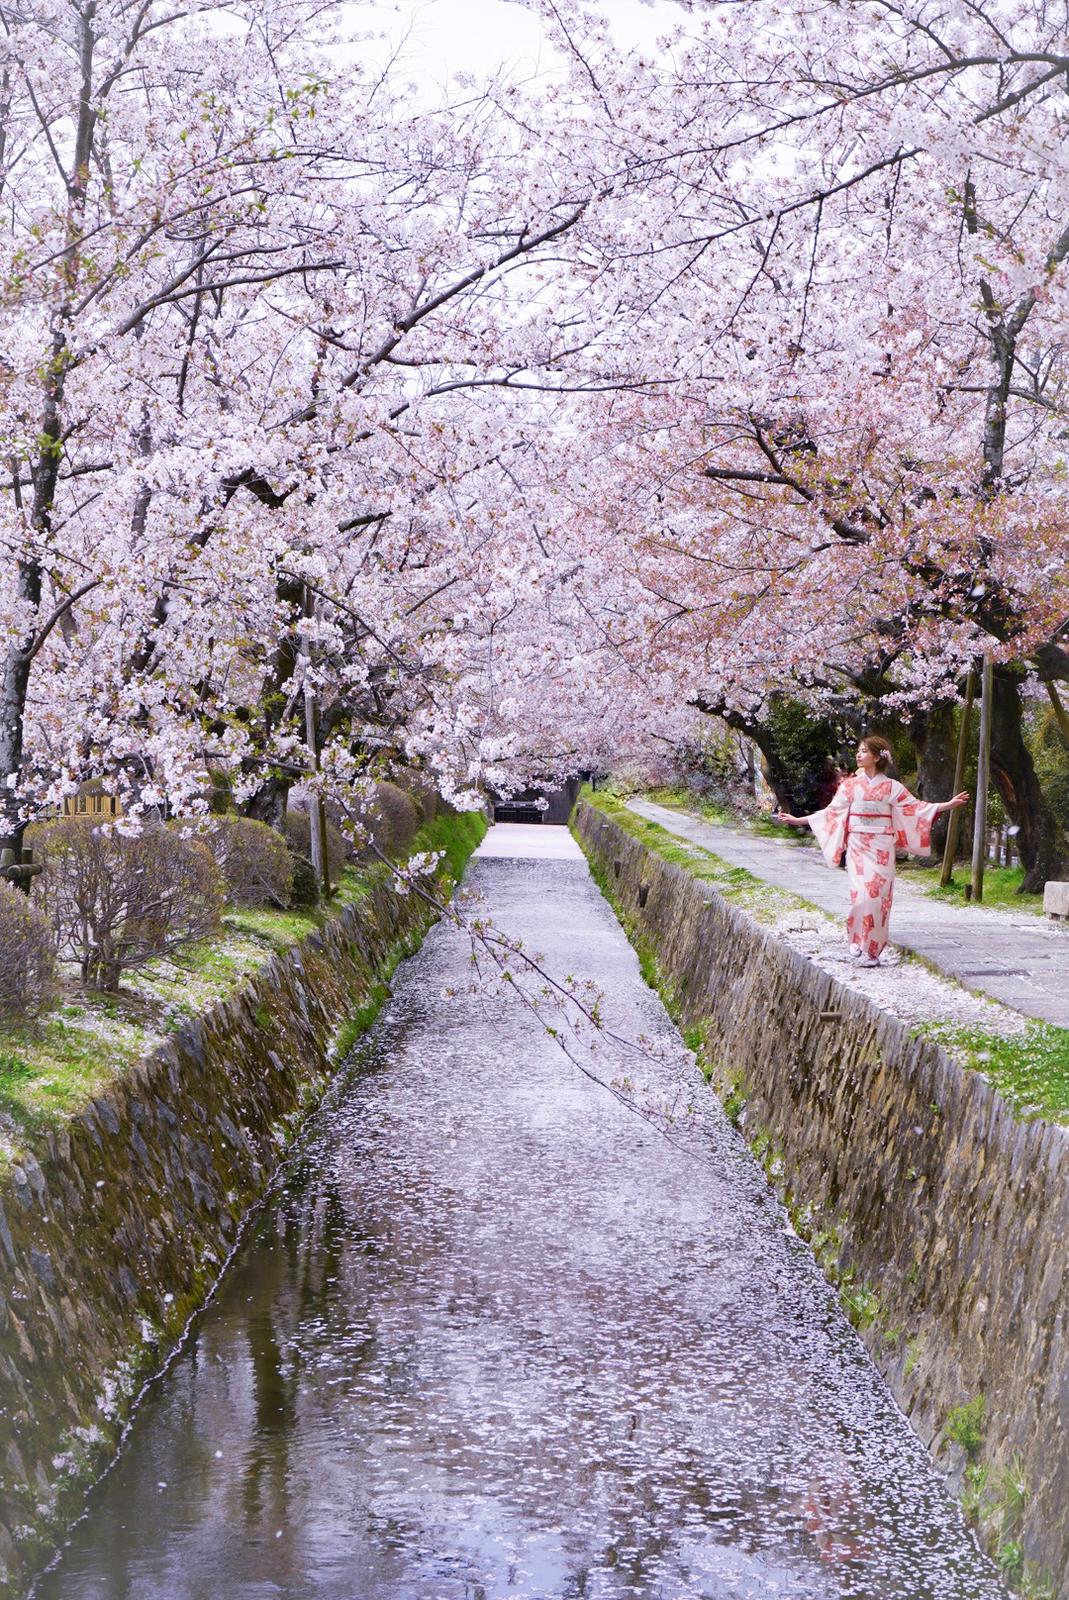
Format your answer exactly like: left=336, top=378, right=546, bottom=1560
left=355, top=0, right=682, bottom=102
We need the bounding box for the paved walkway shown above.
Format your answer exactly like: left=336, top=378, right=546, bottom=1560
left=627, top=799, right=1069, bottom=1030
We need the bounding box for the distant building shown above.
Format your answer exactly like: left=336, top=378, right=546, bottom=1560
left=62, top=779, right=122, bottom=819
left=490, top=776, right=581, bottom=825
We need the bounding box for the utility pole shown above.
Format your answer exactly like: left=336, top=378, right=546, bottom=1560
left=970, top=652, right=993, bottom=903
left=939, top=670, right=975, bottom=887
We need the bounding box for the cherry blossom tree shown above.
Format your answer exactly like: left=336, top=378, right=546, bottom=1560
left=0, top=0, right=356, bottom=845
left=515, top=0, right=1069, bottom=884
left=0, top=0, right=622, bottom=850
left=7, top=0, right=1069, bottom=893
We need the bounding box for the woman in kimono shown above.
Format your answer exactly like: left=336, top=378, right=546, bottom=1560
left=773, top=735, right=968, bottom=966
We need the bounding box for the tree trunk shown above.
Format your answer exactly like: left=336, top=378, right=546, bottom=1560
left=1, top=11, right=97, bottom=849
left=236, top=574, right=305, bottom=832
left=693, top=695, right=842, bottom=815
left=756, top=744, right=807, bottom=814
left=244, top=774, right=291, bottom=832
left=0, top=638, right=34, bottom=858
left=1, top=415, right=61, bottom=856
left=990, top=667, right=1068, bottom=892
left=909, top=701, right=958, bottom=856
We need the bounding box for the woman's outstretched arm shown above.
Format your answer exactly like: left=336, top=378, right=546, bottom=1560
left=775, top=780, right=853, bottom=865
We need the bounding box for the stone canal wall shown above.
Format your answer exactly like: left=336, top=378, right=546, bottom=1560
left=0, top=847, right=479, bottom=1599
left=575, top=801, right=1069, bottom=1595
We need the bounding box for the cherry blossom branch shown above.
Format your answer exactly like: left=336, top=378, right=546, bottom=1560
left=24, top=580, right=102, bottom=665
left=339, top=816, right=717, bottom=1169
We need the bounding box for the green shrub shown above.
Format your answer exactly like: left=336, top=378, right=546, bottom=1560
left=283, top=807, right=345, bottom=887
left=34, top=818, right=223, bottom=991
left=0, top=882, right=57, bottom=1020
left=288, top=852, right=320, bottom=910
left=366, top=781, right=420, bottom=859
left=945, top=1395, right=985, bottom=1458
left=762, top=694, right=847, bottom=813
left=190, top=816, right=294, bottom=909
left=408, top=778, right=438, bottom=824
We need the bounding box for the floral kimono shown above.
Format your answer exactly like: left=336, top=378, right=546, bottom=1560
left=805, top=775, right=940, bottom=960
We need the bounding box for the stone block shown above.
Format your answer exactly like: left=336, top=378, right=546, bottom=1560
left=1043, top=880, right=1069, bottom=920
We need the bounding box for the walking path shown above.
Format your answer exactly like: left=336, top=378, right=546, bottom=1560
left=627, top=799, right=1069, bottom=1029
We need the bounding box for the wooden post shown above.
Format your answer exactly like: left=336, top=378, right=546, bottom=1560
left=939, top=671, right=975, bottom=887
left=0, top=845, right=43, bottom=894
left=971, top=653, right=993, bottom=904
left=1045, top=680, right=1069, bottom=751
left=301, top=584, right=331, bottom=899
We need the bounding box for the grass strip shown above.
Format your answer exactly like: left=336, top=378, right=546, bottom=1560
left=912, top=1020, right=1069, bottom=1123
left=585, top=788, right=817, bottom=923
left=896, top=859, right=1044, bottom=915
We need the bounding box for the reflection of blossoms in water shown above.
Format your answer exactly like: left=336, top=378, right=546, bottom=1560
left=802, top=1454, right=878, bottom=1567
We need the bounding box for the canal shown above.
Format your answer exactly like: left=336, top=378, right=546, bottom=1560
left=36, top=826, right=1004, bottom=1599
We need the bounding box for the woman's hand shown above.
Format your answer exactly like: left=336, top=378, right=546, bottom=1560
left=773, top=808, right=804, bottom=826
left=940, top=791, right=969, bottom=812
